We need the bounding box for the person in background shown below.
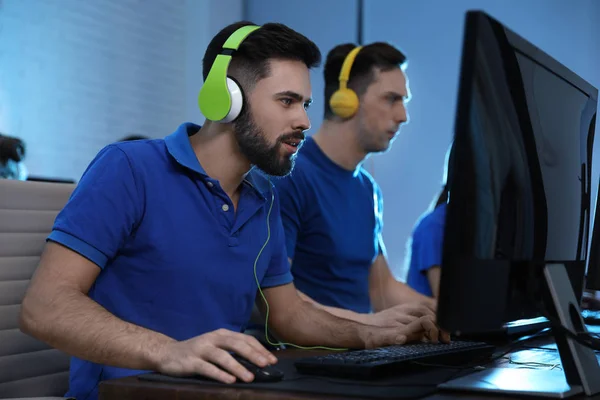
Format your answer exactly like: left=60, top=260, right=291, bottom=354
left=406, top=144, right=453, bottom=298
left=405, top=186, right=448, bottom=298
left=272, top=42, right=437, bottom=326
left=0, top=132, right=28, bottom=180
left=119, top=134, right=150, bottom=142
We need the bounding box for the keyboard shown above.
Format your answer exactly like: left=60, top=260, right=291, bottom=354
left=294, top=340, right=496, bottom=379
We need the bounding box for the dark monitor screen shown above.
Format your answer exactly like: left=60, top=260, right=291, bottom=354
left=438, top=10, right=598, bottom=335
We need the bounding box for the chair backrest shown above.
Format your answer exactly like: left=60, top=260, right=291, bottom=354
left=0, top=179, right=75, bottom=398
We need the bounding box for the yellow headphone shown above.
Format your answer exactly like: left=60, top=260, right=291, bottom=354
left=329, top=45, right=363, bottom=119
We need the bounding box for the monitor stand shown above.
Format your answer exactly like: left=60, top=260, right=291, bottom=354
left=439, top=263, right=600, bottom=398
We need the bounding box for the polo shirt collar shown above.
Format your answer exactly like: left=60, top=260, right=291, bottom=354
left=165, top=122, right=272, bottom=199
left=165, top=122, right=207, bottom=176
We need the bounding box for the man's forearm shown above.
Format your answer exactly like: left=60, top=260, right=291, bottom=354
left=269, top=299, right=372, bottom=349
left=20, top=287, right=175, bottom=370
left=297, top=290, right=371, bottom=324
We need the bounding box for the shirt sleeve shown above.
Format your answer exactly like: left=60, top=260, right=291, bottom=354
left=414, top=216, right=445, bottom=274
left=271, top=171, right=305, bottom=260
left=47, top=144, right=144, bottom=269
left=260, top=190, right=294, bottom=288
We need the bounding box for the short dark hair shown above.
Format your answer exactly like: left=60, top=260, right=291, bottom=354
left=202, top=21, right=321, bottom=93
left=323, top=42, right=407, bottom=119
left=119, top=134, right=149, bottom=142
left=0, top=133, right=25, bottom=165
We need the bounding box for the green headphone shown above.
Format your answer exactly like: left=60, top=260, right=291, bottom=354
left=198, top=25, right=261, bottom=123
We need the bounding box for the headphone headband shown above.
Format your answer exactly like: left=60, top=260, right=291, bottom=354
left=338, top=46, right=363, bottom=89
left=198, top=24, right=260, bottom=122
left=223, top=25, right=260, bottom=50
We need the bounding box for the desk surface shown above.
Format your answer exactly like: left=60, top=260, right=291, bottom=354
left=98, top=336, right=600, bottom=400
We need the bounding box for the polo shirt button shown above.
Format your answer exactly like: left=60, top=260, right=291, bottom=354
left=222, top=204, right=229, bottom=212
left=207, top=181, right=214, bottom=188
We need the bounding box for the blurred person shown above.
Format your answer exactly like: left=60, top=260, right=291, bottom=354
left=119, top=134, right=150, bottom=142
left=0, top=132, right=28, bottom=180
left=406, top=144, right=453, bottom=298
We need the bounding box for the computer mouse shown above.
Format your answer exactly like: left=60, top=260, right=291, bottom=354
left=232, top=354, right=284, bottom=383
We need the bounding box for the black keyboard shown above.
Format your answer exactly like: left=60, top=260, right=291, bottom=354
left=294, top=340, right=495, bottom=379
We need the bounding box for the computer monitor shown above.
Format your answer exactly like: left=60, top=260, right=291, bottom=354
left=437, top=10, right=600, bottom=398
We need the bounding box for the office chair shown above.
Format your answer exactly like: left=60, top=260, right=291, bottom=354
left=0, top=179, right=75, bottom=399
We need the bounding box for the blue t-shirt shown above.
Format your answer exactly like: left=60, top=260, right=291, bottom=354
left=272, top=137, right=384, bottom=313
left=48, top=123, right=292, bottom=400
left=406, top=203, right=447, bottom=297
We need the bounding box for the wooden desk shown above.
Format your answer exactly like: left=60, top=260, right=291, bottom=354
left=99, top=339, right=600, bottom=400
left=99, top=349, right=357, bottom=400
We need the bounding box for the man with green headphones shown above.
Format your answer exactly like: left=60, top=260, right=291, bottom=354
left=20, top=22, right=444, bottom=400
left=273, top=43, right=438, bottom=324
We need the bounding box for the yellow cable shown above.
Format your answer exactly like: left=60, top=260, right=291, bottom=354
left=253, top=188, right=348, bottom=351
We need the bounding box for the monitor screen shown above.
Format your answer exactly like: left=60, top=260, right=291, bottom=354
left=438, top=10, right=598, bottom=334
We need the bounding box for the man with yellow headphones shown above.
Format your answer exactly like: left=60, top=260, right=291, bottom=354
left=20, top=22, right=444, bottom=400
left=273, top=42, right=437, bottom=326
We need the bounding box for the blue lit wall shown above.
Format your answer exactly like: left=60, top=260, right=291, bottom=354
left=0, top=0, right=243, bottom=181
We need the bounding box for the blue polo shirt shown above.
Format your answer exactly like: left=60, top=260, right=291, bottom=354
left=272, top=137, right=383, bottom=313
left=48, top=122, right=292, bottom=400
left=406, top=203, right=447, bottom=297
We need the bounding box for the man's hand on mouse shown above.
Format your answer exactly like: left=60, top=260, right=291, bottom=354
left=360, top=315, right=451, bottom=349
left=155, top=328, right=277, bottom=384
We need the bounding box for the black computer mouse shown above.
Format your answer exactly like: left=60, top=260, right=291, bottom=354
left=232, top=354, right=284, bottom=383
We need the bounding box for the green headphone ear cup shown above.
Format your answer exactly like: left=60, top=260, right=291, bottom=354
left=199, top=54, right=233, bottom=121
left=330, top=88, right=359, bottom=119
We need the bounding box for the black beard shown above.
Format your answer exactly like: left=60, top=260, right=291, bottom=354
left=233, top=105, right=302, bottom=176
